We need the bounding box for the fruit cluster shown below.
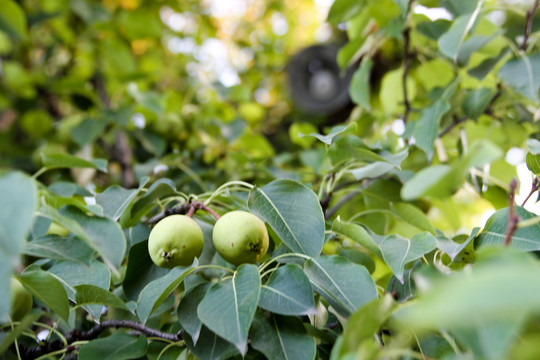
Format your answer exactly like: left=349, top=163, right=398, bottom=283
left=147, top=210, right=269, bottom=268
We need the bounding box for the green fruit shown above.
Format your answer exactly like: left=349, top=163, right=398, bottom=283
left=212, top=211, right=269, bottom=265
left=148, top=215, right=204, bottom=268
left=10, top=277, right=33, bottom=321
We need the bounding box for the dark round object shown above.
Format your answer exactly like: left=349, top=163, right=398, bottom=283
left=288, top=44, right=354, bottom=115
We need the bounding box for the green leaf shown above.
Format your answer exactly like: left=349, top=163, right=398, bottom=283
left=468, top=48, right=509, bottom=80
left=462, top=140, right=503, bottom=169
left=380, top=68, right=416, bottom=114
left=331, top=220, right=382, bottom=257
left=332, top=295, right=396, bottom=359
left=390, top=203, right=436, bottom=234
left=0, top=311, right=41, bottom=354
left=184, top=325, right=239, bottom=360
left=349, top=162, right=396, bottom=181
left=137, top=262, right=196, bottom=324
left=526, top=153, right=540, bottom=174
left=437, top=227, right=480, bottom=261
left=259, top=264, right=317, bottom=316
left=413, top=100, right=451, bottom=160
left=527, top=139, right=540, bottom=155
left=401, top=165, right=460, bottom=200
left=498, top=52, right=540, bottom=102
left=0, top=256, right=10, bottom=322
left=23, top=234, right=95, bottom=264
left=328, top=136, right=388, bottom=165
left=393, top=248, right=540, bottom=329
left=327, top=0, right=367, bottom=24
left=249, top=179, right=325, bottom=257
left=49, top=260, right=111, bottom=320
left=178, top=283, right=212, bottom=345
left=251, top=313, right=317, bottom=360
left=71, top=118, right=107, bottom=147
left=123, top=240, right=170, bottom=301
left=438, top=4, right=482, bottom=63
left=60, top=206, right=125, bottom=270
left=300, top=124, right=354, bottom=145
left=48, top=181, right=93, bottom=198
left=379, top=233, right=437, bottom=283
left=75, top=284, right=129, bottom=311
left=197, top=264, right=261, bottom=355
left=476, top=207, right=540, bottom=251
left=443, top=0, right=478, bottom=16
left=452, top=318, right=525, bottom=360
left=0, top=172, right=36, bottom=257
left=456, top=33, right=500, bottom=66
left=78, top=334, right=147, bottom=360
left=304, top=255, right=377, bottom=317
left=417, top=19, right=451, bottom=40
left=130, top=179, right=177, bottom=223
left=462, top=88, right=495, bottom=119
left=40, top=153, right=107, bottom=172
left=96, top=177, right=148, bottom=221
left=18, top=270, right=70, bottom=322
left=349, top=59, right=373, bottom=109
left=0, top=0, right=27, bottom=40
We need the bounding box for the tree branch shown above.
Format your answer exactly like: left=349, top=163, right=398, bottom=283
left=325, top=190, right=362, bottom=220
left=521, top=176, right=539, bottom=206
left=148, top=201, right=220, bottom=225
left=521, top=0, right=540, bottom=51
left=401, top=0, right=415, bottom=123
left=20, top=320, right=183, bottom=359
left=504, top=178, right=519, bottom=246
left=438, top=84, right=502, bottom=138
left=92, top=74, right=136, bottom=188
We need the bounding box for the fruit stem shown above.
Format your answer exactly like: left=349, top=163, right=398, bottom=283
left=257, top=253, right=311, bottom=274
left=186, top=201, right=220, bottom=220
left=203, top=181, right=254, bottom=206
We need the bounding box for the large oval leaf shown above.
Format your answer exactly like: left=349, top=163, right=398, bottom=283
left=476, top=207, right=540, bottom=251
left=197, top=264, right=261, bottom=355
left=137, top=262, right=196, bottom=324
left=259, top=264, right=316, bottom=316
left=0, top=172, right=36, bottom=257
left=248, top=179, right=324, bottom=257
left=49, top=260, right=111, bottom=320
left=304, top=256, right=377, bottom=317
left=59, top=206, right=126, bottom=272
left=78, top=333, right=147, bottom=360
left=123, top=240, right=169, bottom=301
left=75, top=285, right=129, bottom=312
left=95, top=177, right=148, bottom=221
left=23, top=234, right=95, bottom=264
left=0, top=0, right=27, bottom=40
left=331, top=220, right=381, bottom=257
left=251, top=313, right=316, bottom=360
left=184, top=325, right=239, bottom=360
left=379, top=232, right=438, bottom=283
left=178, top=282, right=212, bottom=345
left=18, top=270, right=70, bottom=322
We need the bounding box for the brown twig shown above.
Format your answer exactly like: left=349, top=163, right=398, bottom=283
left=20, top=320, right=182, bottom=359
left=438, top=115, right=467, bottom=138
left=401, top=0, right=415, bottom=124
left=504, top=178, right=519, bottom=246
left=438, top=85, right=502, bottom=138
left=148, top=201, right=220, bottom=224
left=325, top=190, right=363, bottom=220
left=92, top=74, right=136, bottom=188
left=521, top=0, right=540, bottom=51
left=521, top=176, right=539, bottom=206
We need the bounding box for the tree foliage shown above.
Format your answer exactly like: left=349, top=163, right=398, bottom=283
left=2, top=0, right=540, bottom=359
